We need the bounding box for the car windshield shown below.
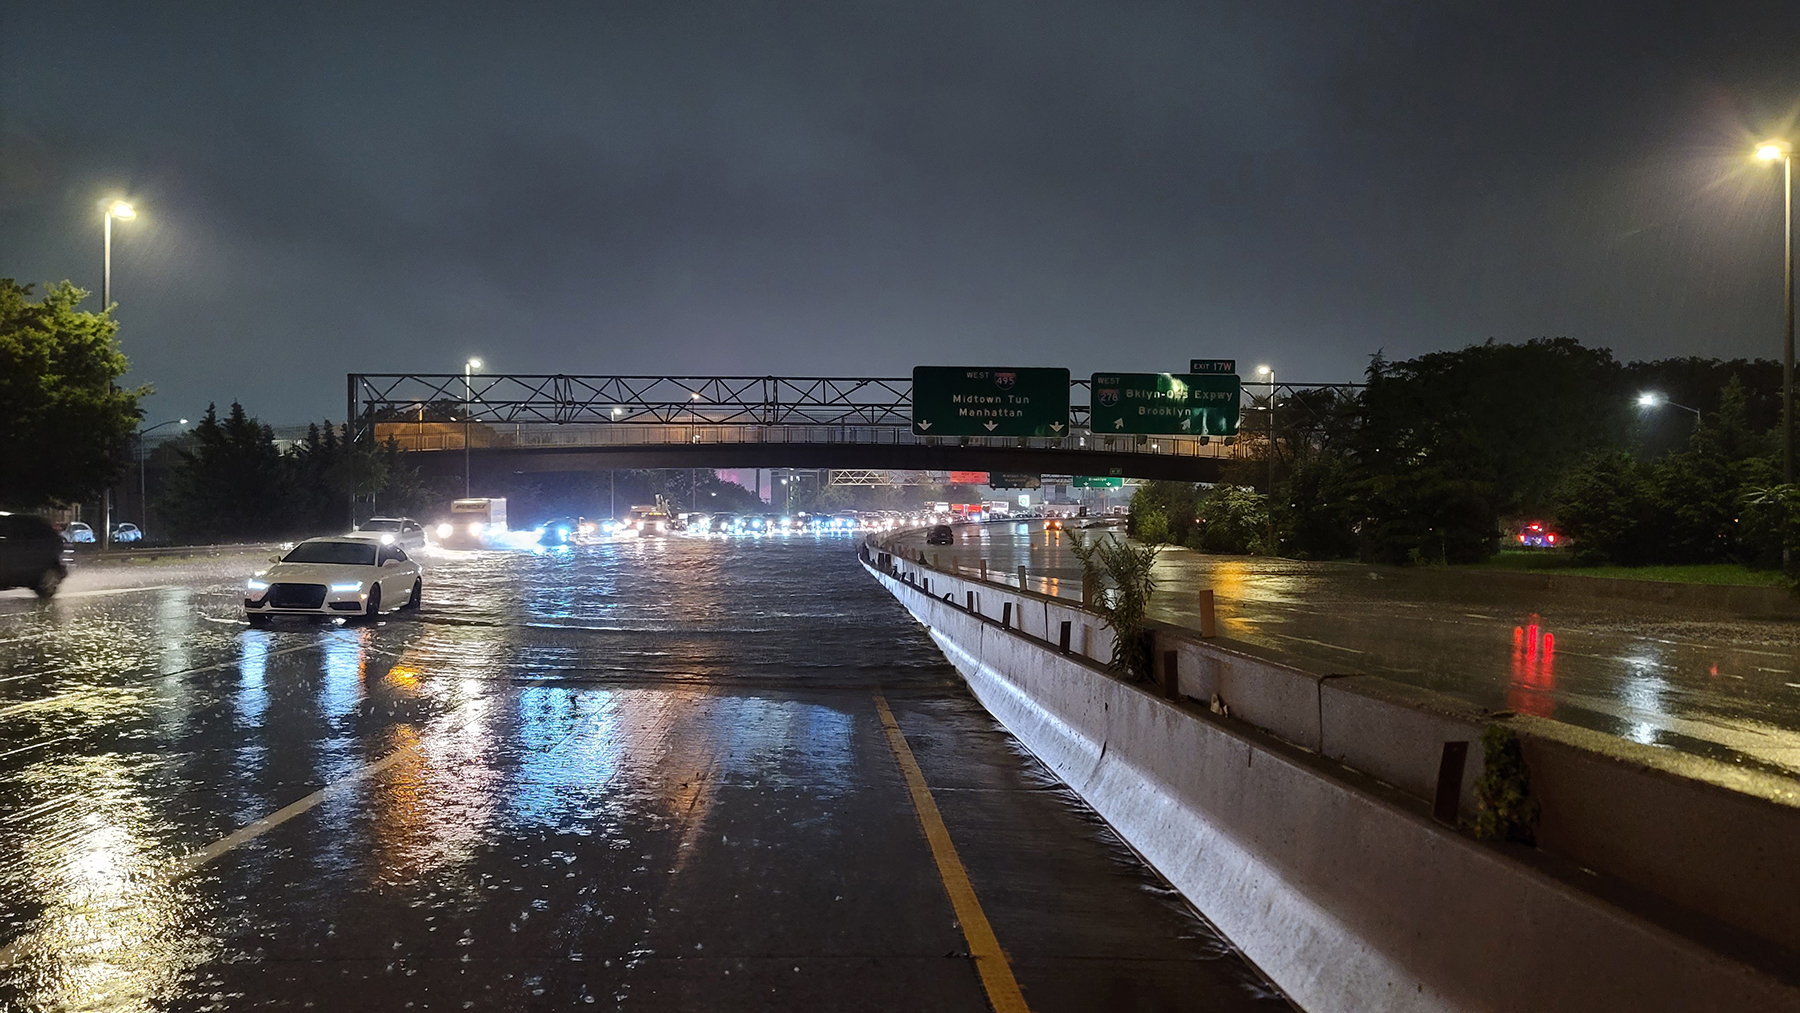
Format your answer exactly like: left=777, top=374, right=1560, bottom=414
left=283, top=540, right=377, bottom=565
left=360, top=519, right=402, bottom=531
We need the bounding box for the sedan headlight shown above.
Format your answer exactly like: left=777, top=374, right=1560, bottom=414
left=468, top=522, right=486, bottom=535
left=436, top=523, right=453, bottom=538
left=330, top=581, right=363, bottom=593
left=246, top=579, right=269, bottom=591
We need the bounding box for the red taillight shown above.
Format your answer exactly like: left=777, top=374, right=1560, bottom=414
left=1547, top=533, right=1556, bottom=544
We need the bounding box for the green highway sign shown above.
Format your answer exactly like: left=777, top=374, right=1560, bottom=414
left=1073, top=476, right=1124, bottom=488
left=989, top=473, right=1041, bottom=489
left=1189, top=359, right=1237, bottom=374
left=912, top=366, right=1071, bottom=437
left=1090, top=372, right=1241, bottom=436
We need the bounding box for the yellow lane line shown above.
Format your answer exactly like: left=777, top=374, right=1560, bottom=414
left=874, top=693, right=1031, bottom=1013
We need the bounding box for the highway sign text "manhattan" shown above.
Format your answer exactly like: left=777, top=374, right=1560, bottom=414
left=912, top=366, right=1071, bottom=437
left=1090, top=372, right=1241, bottom=436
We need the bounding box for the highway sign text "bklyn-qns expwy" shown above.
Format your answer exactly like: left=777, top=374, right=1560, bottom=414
left=1090, top=372, right=1241, bottom=436
left=912, top=366, right=1071, bottom=437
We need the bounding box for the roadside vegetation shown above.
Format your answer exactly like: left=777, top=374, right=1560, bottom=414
left=1128, top=338, right=1800, bottom=583
left=0, top=280, right=145, bottom=510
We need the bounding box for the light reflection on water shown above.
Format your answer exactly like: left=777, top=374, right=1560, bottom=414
left=918, top=525, right=1800, bottom=778
left=1507, top=620, right=1556, bottom=718
left=0, top=531, right=953, bottom=1004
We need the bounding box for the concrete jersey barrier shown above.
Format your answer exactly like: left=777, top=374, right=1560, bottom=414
left=863, top=543, right=1800, bottom=1012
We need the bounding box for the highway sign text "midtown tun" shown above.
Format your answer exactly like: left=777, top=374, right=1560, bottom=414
left=1090, top=372, right=1241, bottom=436
left=912, top=366, right=1071, bottom=437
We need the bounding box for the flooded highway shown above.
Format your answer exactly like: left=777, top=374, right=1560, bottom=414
left=904, top=522, right=1800, bottom=783
left=0, top=536, right=1285, bottom=1012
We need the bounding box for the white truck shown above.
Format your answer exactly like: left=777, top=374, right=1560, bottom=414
left=438, top=497, right=507, bottom=548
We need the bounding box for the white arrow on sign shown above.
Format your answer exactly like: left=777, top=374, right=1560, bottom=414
left=1180, top=417, right=1192, bottom=431
left=1051, top=422, right=1065, bottom=432
left=983, top=421, right=998, bottom=431
left=1113, top=418, right=1124, bottom=430
left=918, top=420, right=932, bottom=431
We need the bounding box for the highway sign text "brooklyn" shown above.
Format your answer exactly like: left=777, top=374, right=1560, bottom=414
left=1090, top=372, right=1240, bottom=436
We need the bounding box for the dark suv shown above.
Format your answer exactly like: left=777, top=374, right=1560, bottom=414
left=0, top=514, right=70, bottom=596
left=925, top=524, right=955, bottom=545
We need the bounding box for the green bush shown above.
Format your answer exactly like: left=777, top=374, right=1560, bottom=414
left=1070, top=533, right=1161, bottom=680
left=1136, top=506, right=1171, bottom=545
left=1473, top=725, right=1539, bottom=844
left=1192, top=485, right=1268, bottom=554
left=1128, top=481, right=1199, bottom=544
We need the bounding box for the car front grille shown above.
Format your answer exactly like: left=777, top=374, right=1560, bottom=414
left=268, top=583, right=327, bottom=609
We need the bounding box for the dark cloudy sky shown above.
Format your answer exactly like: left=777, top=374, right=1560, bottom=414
left=5, top=2, right=1800, bottom=423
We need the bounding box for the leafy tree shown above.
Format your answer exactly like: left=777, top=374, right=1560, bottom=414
left=1128, top=481, right=1199, bottom=544
left=1135, top=506, right=1171, bottom=545
left=1555, top=453, right=1658, bottom=564
left=1556, top=380, right=1776, bottom=566
left=0, top=280, right=147, bottom=508
left=1354, top=339, right=1625, bottom=563
left=1191, top=486, right=1269, bottom=554
left=158, top=403, right=289, bottom=541
left=1273, top=452, right=1361, bottom=559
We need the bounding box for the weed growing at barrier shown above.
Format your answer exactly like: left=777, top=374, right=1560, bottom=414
left=1070, top=533, right=1162, bottom=681
left=1474, top=724, right=1540, bottom=844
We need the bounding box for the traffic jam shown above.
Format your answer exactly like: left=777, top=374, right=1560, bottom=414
left=233, top=496, right=1056, bottom=624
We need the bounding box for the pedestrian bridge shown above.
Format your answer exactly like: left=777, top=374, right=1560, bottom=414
left=349, top=373, right=1336, bottom=482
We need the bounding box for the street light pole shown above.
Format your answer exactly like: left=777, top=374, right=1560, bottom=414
left=1256, top=364, right=1276, bottom=554
left=1757, top=142, right=1795, bottom=484
left=98, top=200, right=136, bottom=551
left=101, top=200, right=136, bottom=314
left=1786, top=150, right=1794, bottom=486
left=463, top=358, right=482, bottom=498
left=1255, top=365, right=1276, bottom=494
left=137, top=418, right=188, bottom=541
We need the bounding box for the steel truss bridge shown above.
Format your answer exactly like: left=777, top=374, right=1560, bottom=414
left=348, top=373, right=1359, bottom=483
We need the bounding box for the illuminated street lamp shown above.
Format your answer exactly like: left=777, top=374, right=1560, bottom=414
left=1757, top=140, right=1794, bottom=483
left=464, top=357, right=483, bottom=497
left=97, top=200, right=138, bottom=550
left=101, top=199, right=135, bottom=312
left=1636, top=392, right=1700, bottom=419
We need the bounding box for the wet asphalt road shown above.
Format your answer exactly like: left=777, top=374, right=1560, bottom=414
left=905, top=522, right=1800, bottom=782
left=0, top=536, right=1284, bottom=1012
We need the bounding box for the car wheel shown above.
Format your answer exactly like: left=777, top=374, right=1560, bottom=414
left=364, top=585, right=382, bottom=619
left=32, top=568, right=62, bottom=598
left=405, top=580, right=421, bottom=610
left=248, top=613, right=271, bottom=627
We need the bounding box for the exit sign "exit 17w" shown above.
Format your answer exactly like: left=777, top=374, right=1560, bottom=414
left=912, top=367, right=1071, bottom=437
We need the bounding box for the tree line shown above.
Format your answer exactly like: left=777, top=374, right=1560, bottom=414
left=1130, top=338, right=1799, bottom=572
left=155, top=402, right=434, bottom=542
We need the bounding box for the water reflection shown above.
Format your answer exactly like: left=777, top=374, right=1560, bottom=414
left=1616, top=647, right=1671, bottom=746
left=0, top=753, right=212, bottom=1010
left=1507, top=619, right=1556, bottom=718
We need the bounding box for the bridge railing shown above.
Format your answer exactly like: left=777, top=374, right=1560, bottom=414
left=371, top=420, right=1247, bottom=460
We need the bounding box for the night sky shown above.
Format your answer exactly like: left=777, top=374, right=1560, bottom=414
left=5, top=2, right=1800, bottom=424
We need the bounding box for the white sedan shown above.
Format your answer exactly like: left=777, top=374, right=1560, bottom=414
left=352, top=516, right=428, bottom=552
left=244, top=536, right=422, bottom=623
